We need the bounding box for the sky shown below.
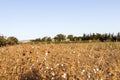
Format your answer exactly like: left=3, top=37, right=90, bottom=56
left=0, top=0, right=120, bottom=40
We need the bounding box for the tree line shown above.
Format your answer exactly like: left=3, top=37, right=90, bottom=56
left=31, top=33, right=120, bottom=43
left=0, top=36, right=18, bottom=47
left=1, top=32, right=120, bottom=46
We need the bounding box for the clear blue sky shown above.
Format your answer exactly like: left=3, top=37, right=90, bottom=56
left=0, top=0, right=120, bottom=40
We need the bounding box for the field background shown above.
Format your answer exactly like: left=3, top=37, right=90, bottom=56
left=0, top=42, right=120, bottom=80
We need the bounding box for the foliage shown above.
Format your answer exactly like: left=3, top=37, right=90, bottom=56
left=54, top=34, right=66, bottom=42
left=0, top=36, right=6, bottom=46
left=7, top=36, right=18, bottom=45
left=31, top=32, right=120, bottom=43
left=0, top=35, right=18, bottom=46
left=67, top=35, right=74, bottom=41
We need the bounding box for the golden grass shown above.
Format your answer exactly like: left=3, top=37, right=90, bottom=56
left=0, top=42, right=120, bottom=80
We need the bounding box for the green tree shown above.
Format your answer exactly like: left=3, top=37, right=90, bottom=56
left=41, top=37, right=48, bottom=42
left=67, top=35, right=74, bottom=41
left=7, top=36, right=18, bottom=45
left=95, top=33, right=101, bottom=40
left=73, top=36, right=80, bottom=42
left=82, top=33, right=86, bottom=40
left=41, top=37, right=52, bottom=42
left=46, top=37, right=52, bottom=42
left=0, top=36, right=6, bottom=46
left=54, top=34, right=66, bottom=42
left=117, top=32, right=120, bottom=41
left=31, top=38, right=41, bottom=42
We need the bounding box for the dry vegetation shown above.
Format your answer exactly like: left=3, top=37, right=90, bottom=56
left=0, top=42, right=120, bottom=80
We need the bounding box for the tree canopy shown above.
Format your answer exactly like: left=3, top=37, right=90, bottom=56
left=0, top=36, right=18, bottom=46
left=31, top=32, right=120, bottom=43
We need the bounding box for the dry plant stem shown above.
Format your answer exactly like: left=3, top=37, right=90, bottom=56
left=0, top=43, right=120, bottom=80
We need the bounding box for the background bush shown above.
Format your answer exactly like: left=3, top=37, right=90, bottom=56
left=0, top=35, right=18, bottom=46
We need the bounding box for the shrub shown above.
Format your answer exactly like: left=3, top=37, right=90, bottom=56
left=7, top=36, right=18, bottom=45
left=0, top=36, right=6, bottom=46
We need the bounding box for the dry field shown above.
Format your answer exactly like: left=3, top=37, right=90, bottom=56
left=0, top=42, right=120, bottom=80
